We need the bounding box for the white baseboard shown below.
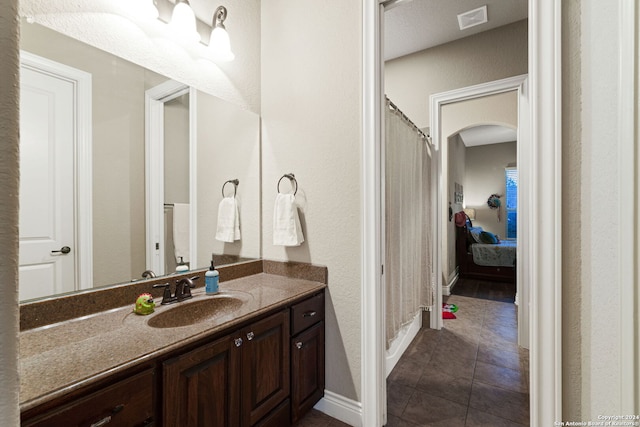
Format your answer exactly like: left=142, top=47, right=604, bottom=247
left=384, top=311, right=422, bottom=377
left=443, top=269, right=459, bottom=296
left=314, top=390, right=363, bottom=426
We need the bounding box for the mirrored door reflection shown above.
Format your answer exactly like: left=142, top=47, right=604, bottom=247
left=163, top=93, right=190, bottom=274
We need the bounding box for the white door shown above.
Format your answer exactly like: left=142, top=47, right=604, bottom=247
left=19, top=65, right=77, bottom=300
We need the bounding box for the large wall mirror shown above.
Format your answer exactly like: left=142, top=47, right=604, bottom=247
left=18, top=20, right=261, bottom=302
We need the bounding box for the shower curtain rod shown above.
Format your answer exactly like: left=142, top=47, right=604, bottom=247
left=385, top=96, right=430, bottom=141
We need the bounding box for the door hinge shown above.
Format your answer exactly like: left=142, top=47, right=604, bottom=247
left=381, top=264, right=384, bottom=275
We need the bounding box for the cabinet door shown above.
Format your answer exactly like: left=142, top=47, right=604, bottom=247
left=163, top=335, right=241, bottom=427
left=22, top=369, right=155, bottom=427
left=253, top=399, right=291, bottom=427
left=241, top=310, right=290, bottom=426
left=291, top=321, right=325, bottom=423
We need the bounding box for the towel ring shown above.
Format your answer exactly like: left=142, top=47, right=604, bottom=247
left=222, top=179, right=239, bottom=197
left=277, top=173, right=297, bottom=195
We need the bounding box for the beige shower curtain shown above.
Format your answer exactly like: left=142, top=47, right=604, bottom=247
left=385, top=101, right=433, bottom=349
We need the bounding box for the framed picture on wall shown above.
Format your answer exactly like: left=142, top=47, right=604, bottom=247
left=454, top=183, right=463, bottom=204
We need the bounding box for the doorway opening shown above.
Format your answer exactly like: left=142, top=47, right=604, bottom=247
left=145, top=80, right=197, bottom=277
left=361, top=1, right=563, bottom=426
left=430, top=77, right=529, bottom=347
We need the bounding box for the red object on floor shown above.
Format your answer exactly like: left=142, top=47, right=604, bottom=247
left=442, top=311, right=456, bottom=319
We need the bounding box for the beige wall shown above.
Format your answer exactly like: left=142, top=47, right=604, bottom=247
left=446, top=134, right=466, bottom=280
left=385, top=19, right=528, bottom=129
left=441, top=91, right=518, bottom=140
left=164, top=94, right=190, bottom=205
left=261, top=0, right=362, bottom=401
left=196, top=90, right=261, bottom=267
left=464, top=142, right=517, bottom=237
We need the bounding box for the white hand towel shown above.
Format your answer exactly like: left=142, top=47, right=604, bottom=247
left=273, top=193, right=304, bottom=246
left=216, top=196, right=241, bottom=242
left=172, top=203, right=190, bottom=262
left=233, top=200, right=241, bottom=240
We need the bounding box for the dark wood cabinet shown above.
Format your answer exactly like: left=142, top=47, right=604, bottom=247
left=240, top=310, right=290, bottom=426
left=290, top=293, right=325, bottom=423
left=163, top=310, right=290, bottom=427
left=253, top=399, right=291, bottom=427
left=162, top=334, right=241, bottom=427
left=291, top=322, right=325, bottom=423
left=22, top=369, right=155, bottom=427
left=21, top=290, right=324, bottom=427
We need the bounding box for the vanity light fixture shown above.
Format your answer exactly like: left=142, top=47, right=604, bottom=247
left=169, top=0, right=200, bottom=42
left=209, top=6, right=235, bottom=61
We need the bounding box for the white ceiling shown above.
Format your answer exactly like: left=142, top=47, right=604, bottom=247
left=384, top=0, right=528, bottom=61
left=458, top=124, right=517, bottom=147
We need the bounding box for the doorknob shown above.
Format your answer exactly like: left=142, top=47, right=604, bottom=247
left=51, top=246, right=71, bottom=254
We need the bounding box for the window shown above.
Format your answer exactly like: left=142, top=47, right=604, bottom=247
left=505, top=167, right=517, bottom=239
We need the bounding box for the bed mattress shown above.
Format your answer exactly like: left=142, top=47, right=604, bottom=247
left=471, top=240, right=517, bottom=267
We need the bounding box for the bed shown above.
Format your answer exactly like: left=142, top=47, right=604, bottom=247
left=455, top=216, right=516, bottom=283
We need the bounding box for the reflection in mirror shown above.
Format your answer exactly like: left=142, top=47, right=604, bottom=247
left=18, top=21, right=261, bottom=302
left=164, top=92, right=190, bottom=274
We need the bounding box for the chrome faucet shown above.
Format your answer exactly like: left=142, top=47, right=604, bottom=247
left=141, top=269, right=156, bottom=279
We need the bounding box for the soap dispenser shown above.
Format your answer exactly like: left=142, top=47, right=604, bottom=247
left=176, top=256, right=189, bottom=273
left=205, top=261, right=219, bottom=295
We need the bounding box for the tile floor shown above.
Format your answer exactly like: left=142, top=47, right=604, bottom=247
left=296, top=294, right=529, bottom=427
left=386, top=294, right=529, bottom=426
left=295, top=409, right=351, bottom=427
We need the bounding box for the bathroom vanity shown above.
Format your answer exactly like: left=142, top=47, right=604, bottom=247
left=19, top=261, right=326, bottom=427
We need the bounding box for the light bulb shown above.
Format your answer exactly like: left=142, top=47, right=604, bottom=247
left=169, top=1, right=200, bottom=43
left=208, top=6, right=235, bottom=62
left=209, top=26, right=235, bottom=61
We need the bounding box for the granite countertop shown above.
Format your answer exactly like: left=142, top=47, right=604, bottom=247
left=19, top=272, right=326, bottom=412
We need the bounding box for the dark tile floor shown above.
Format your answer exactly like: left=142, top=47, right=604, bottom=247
left=296, top=287, right=529, bottom=426
left=451, top=277, right=517, bottom=303
left=386, top=294, right=529, bottom=426
left=295, top=409, right=351, bottom=427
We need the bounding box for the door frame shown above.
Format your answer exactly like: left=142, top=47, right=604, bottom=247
left=19, top=50, right=93, bottom=292
left=428, top=74, right=528, bottom=337
left=362, top=0, right=563, bottom=426
left=145, top=80, right=197, bottom=275
left=617, top=0, right=638, bottom=413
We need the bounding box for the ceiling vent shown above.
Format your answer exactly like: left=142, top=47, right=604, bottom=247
left=457, top=5, right=488, bottom=31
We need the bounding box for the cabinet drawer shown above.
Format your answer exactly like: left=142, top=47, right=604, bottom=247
left=291, top=293, right=324, bottom=336
left=22, top=369, right=155, bottom=427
